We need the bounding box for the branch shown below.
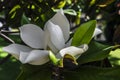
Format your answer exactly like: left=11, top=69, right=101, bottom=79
left=0, top=32, right=15, bottom=43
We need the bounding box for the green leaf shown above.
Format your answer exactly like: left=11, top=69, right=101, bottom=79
left=21, top=14, right=30, bottom=25
left=90, top=0, right=96, bottom=6
left=9, top=5, right=21, bottom=19
left=9, top=5, right=21, bottom=14
left=109, top=49, right=120, bottom=66
left=64, top=66, right=120, bottom=80
left=0, top=58, right=20, bottom=80
left=54, top=9, right=77, bottom=16
left=17, top=64, right=52, bottom=80
left=6, top=5, right=23, bottom=28
left=77, top=40, right=112, bottom=64
left=71, top=20, right=96, bottom=46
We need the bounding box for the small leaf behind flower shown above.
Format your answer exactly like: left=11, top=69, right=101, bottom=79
left=71, top=20, right=96, bottom=46
left=21, top=14, right=30, bottom=25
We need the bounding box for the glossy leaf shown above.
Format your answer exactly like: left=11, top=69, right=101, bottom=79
left=71, top=20, right=96, bottom=46
left=9, top=5, right=21, bottom=14
left=21, top=14, right=30, bottom=25
left=17, top=64, right=51, bottom=80
left=90, top=0, right=96, bottom=6
left=64, top=66, right=120, bottom=80
left=77, top=40, right=112, bottom=64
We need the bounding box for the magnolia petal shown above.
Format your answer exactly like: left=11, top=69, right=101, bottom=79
left=2, top=44, right=32, bottom=59
left=44, top=28, right=59, bottom=53
left=45, top=21, right=65, bottom=50
left=19, top=51, right=29, bottom=63
left=22, top=50, right=49, bottom=65
left=58, top=44, right=88, bottom=59
left=48, top=40, right=59, bottom=54
left=93, top=28, right=102, bottom=37
left=20, top=24, right=45, bottom=49
left=50, top=9, right=70, bottom=41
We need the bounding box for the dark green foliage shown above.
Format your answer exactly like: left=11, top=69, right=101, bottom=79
left=77, top=40, right=111, bottom=65
left=0, top=58, right=20, bottom=80
left=0, top=0, right=54, bottom=28
left=17, top=64, right=52, bottom=80
left=0, top=0, right=120, bottom=80
left=64, top=66, right=120, bottom=80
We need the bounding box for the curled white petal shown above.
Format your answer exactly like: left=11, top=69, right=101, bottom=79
left=20, top=24, right=45, bottom=49
left=50, top=9, right=70, bottom=42
left=78, top=44, right=88, bottom=52
left=20, top=50, right=49, bottom=65
left=58, top=44, right=88, bottom=58
left=93, top=28, right=102, bottom=37
left=19, top=51, right=29, bottom=63
left=45, top=21, right=65, bottom=50
left=2, top=44, right=32, bottom=59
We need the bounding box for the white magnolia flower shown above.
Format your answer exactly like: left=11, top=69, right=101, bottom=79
left=44, top=10, right=87, bottom=59
left=2, top=9, right=101, bottom=65
left=44, top=9, right=101, bottom=58
left=3, top=24, right=50, bottom=65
